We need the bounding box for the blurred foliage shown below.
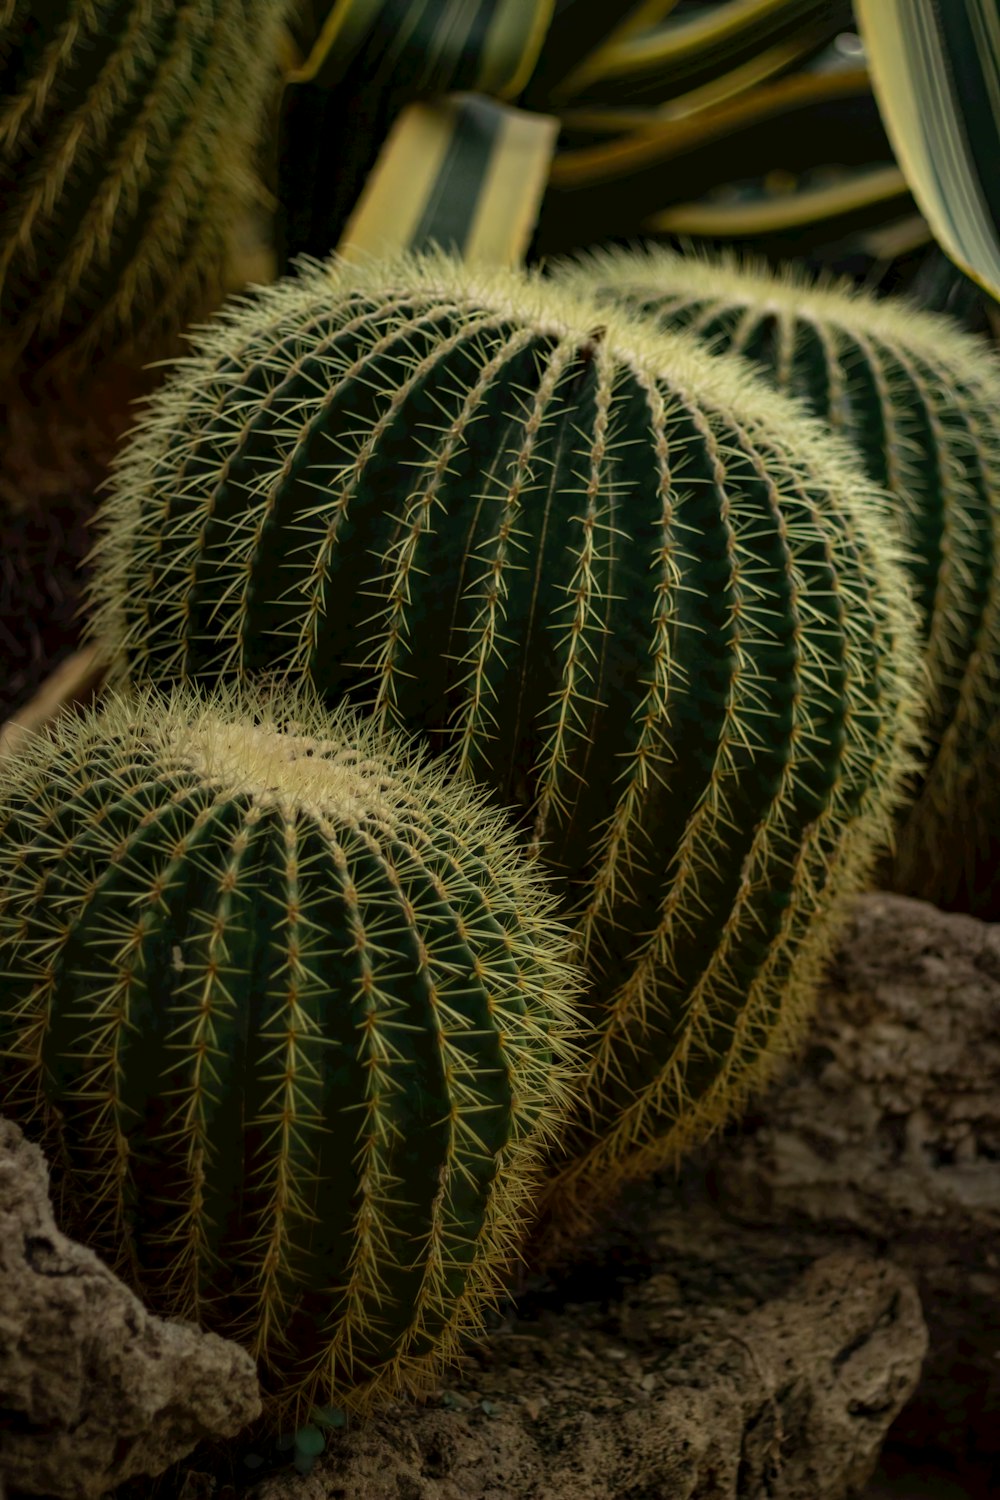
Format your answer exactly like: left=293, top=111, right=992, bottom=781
left=274, top=0, right=1000, bottom=334
left=276, top=0, right=922, bottom=271
left=856, top=0, right=1000, bottom=304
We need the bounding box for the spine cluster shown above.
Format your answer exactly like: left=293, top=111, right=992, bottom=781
left=0, top=685, right=581, bottom=1419
left=0, top=0, right=290, bottom=375
left=88, top=253, right=922, bottom=1219
left=555, top=246, right=1000, bottom=905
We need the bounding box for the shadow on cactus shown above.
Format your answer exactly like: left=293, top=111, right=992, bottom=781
left=0, top=0, right=290, bottom=377
left=86, top=252, right=922, bottom=1228
left=0, top=683, right=582, bottom=1423
left=553, top=246, right=1000, bottom=913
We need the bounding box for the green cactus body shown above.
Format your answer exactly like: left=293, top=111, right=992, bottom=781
left=88, top=253, right=921, bottom=1220
left=0, top=686, right=581, bottom=1418
left=553, top=246, right=1000, bottom=906
left=0, top=0, right=290, bottom=376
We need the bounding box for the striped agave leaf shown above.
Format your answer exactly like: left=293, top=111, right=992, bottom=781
left=535, top=60, right=909, bottom=256
left=338, top=95, right=558, bottom=267
left=530, top=0, right=855, bottom=109
left=856, top=0, right=1000, bottom=302
left=277, top=0, right=559, bottom=263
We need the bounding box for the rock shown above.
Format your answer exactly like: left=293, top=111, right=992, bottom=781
left=0, top=1117, right=261, bottom=1499
left=253, top=1213, right=924, bottom=1500
left=700, top=892, right=1000, bottom=1473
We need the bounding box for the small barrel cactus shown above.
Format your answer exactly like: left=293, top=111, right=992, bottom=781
left=0, top=684, right=581, bottom=1419
left=552, top=246, right=1000, bottom=908
left=87, top=252, right=921, bottom=1222
left=0, top=0, right=291, bottom=376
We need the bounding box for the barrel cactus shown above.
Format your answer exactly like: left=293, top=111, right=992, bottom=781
left=0, top=0, right=291, bottom=376
left=87, top=252, right=922, bottom=1222
left=553, top=246, right=1000, bottom=908
left=0, top=684, right=581, bottom=1418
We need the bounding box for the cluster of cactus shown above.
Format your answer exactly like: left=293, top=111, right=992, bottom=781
left=0, top=683, right=581, bottom=1420
left=0, top=0, right=291, bottom=376
left=5, top=0, right=997, bottom=1450
left=552, top=246, right=1000, bottom=906
left=86, top=252, right=921, bottom=1222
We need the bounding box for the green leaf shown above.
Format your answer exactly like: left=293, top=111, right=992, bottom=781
left=855, top=0, right=1000, bottom=300
left=534, top=63, right=906, bottom=254
left=276, top=0, right=563, bottom=265
left=338, top=93, right=558, bottom=263
left=292, top=0, right=556, bottom=97
left=549, top=0, right=853, bottom=107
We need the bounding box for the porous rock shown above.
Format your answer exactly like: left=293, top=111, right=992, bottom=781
left=254, top=1218, right=924, bottom=1500
left=701, top=892, right=1000, bottom=1470
left=0, top=1116, right=261, bottom=1499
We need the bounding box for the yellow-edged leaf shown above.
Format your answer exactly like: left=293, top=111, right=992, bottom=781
left=557, top=36, right=830, bottom=135
left=855, top=0, right=1000, bottom=300
left=337, top=94, right=558, bottom=264
left=291, top=0, right=556, bottom=98
left=646, top=162, right=907, bottom=236
left=552, top=0, right=849, bottom=105
left=550, top=66, right=871, bottom=187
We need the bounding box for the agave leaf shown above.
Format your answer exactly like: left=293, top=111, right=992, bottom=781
left=855, top=0, right=1000, bottom=301
left=535, top=63, right=907, bottom=255
left=276, top=0, right=560, bottom=264
left=543, top=0, right=852, bottom=108
left=339, top=94, right=557, bottom=264
left=290, top=0, right=556, bottom=95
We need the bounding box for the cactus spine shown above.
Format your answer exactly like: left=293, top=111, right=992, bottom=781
left=0, top=0, right=290, bottom=376
left=88, top=253, right=922, bottom=1221
left=0, top=684, right=581, bottom=1419
left=554, top=246, right=1000, bottom=906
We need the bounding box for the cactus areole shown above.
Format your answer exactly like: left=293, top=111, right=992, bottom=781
left=0, top=687, right=581, bottom=1418
left=90, top=253, right=921, bottom=1216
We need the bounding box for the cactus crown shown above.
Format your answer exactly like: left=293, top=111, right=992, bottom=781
left=0, top=0, right=290, bottom=374
left=0, top=682, right=582, bottom=1420
left=86, top=250, right=922, bottom=1220
left=554, top=244, right=1000, bottom=900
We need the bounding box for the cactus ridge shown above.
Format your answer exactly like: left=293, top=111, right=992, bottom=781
left=0, top=683, right=582, bottom=1419
left=0, top=0, right=289, bottom=374
left=554, top=245, right=1000, bottom=903
left=88, top=252, right=922, bottom=1217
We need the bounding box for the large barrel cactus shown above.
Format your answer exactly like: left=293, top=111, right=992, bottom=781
left=0, top=684, right=581, bottom=1418
left=87, top=253, right=922, bottom=1221
left=0, top=0, right=291, bottom=375
left=553, top=246, right=1000, bottom=908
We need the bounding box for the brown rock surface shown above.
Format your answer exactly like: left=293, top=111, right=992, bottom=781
left=250, top=1212, right=924, bottom=1500
left=0, top=1117, right=261, bottom=1500
left=699, top=892, right=1000, bottom=1473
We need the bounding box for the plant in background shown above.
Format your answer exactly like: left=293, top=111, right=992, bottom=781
left=0, top=683, right=582, bottom=1420
left=277, top=0, right=915, bottom=271
left=553, top=244, right=1000, bottom=909
left=0, top=0, right=293, bottom=377
left=854, top=0, right=1000, bottom=305
left=86, top=251, right=922, bottom=1224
